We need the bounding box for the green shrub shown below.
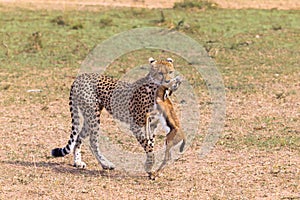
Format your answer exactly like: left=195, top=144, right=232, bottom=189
left=174, top=0, right=218, bottom=9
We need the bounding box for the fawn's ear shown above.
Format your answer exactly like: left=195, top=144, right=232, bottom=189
left=166, top=58, right=173, bottom=63
left=149, top=57, right=156, bottom=64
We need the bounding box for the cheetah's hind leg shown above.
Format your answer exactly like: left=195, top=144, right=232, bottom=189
left=51, top=98, right=88, bottom=169
left=87, top=106, right=115, bottom=170
left=89, top=131, right=116, bottom=170
left=73, top=119, right=90, bottom=169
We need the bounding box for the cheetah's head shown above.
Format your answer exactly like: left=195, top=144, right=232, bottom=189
left=148, top=57, right=175, bottom=84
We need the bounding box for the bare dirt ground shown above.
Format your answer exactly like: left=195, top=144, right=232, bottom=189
left=0, top=1, right=299, bottom=200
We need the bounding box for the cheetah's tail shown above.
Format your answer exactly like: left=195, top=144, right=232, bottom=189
left=51, top=147, right=68, bottom=157
left=51, top=84, right=79, bottom=158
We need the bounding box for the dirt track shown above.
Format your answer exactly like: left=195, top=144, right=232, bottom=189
left=0, top=0, right=300, bottom=10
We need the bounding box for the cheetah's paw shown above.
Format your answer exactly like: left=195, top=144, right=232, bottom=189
left=148, top=171, right=158, bottom=180
left=74, top=161, right=87, bottom=169
left=101, top=161, right=115, bottom=170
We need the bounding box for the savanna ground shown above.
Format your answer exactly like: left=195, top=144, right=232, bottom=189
left=0, top=0, right=299, bottom=199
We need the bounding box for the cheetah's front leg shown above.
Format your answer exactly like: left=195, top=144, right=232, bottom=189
left=131, top=124, right=156, bottom=178
left=145, top=111, right=160, bottom=140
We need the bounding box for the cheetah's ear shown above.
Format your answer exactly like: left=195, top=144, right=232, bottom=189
left=166, top=58, right=173, bottom=63
left=149, top=57, right=156, bottom=64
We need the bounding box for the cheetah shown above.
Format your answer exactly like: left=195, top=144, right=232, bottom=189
left=51, top=57, right=186, bottom=178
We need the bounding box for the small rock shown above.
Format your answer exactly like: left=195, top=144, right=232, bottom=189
left=27, top=89, right=42, bottom=93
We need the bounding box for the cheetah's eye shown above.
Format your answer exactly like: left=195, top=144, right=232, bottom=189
left=169, top=71, right=174, bottom=74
